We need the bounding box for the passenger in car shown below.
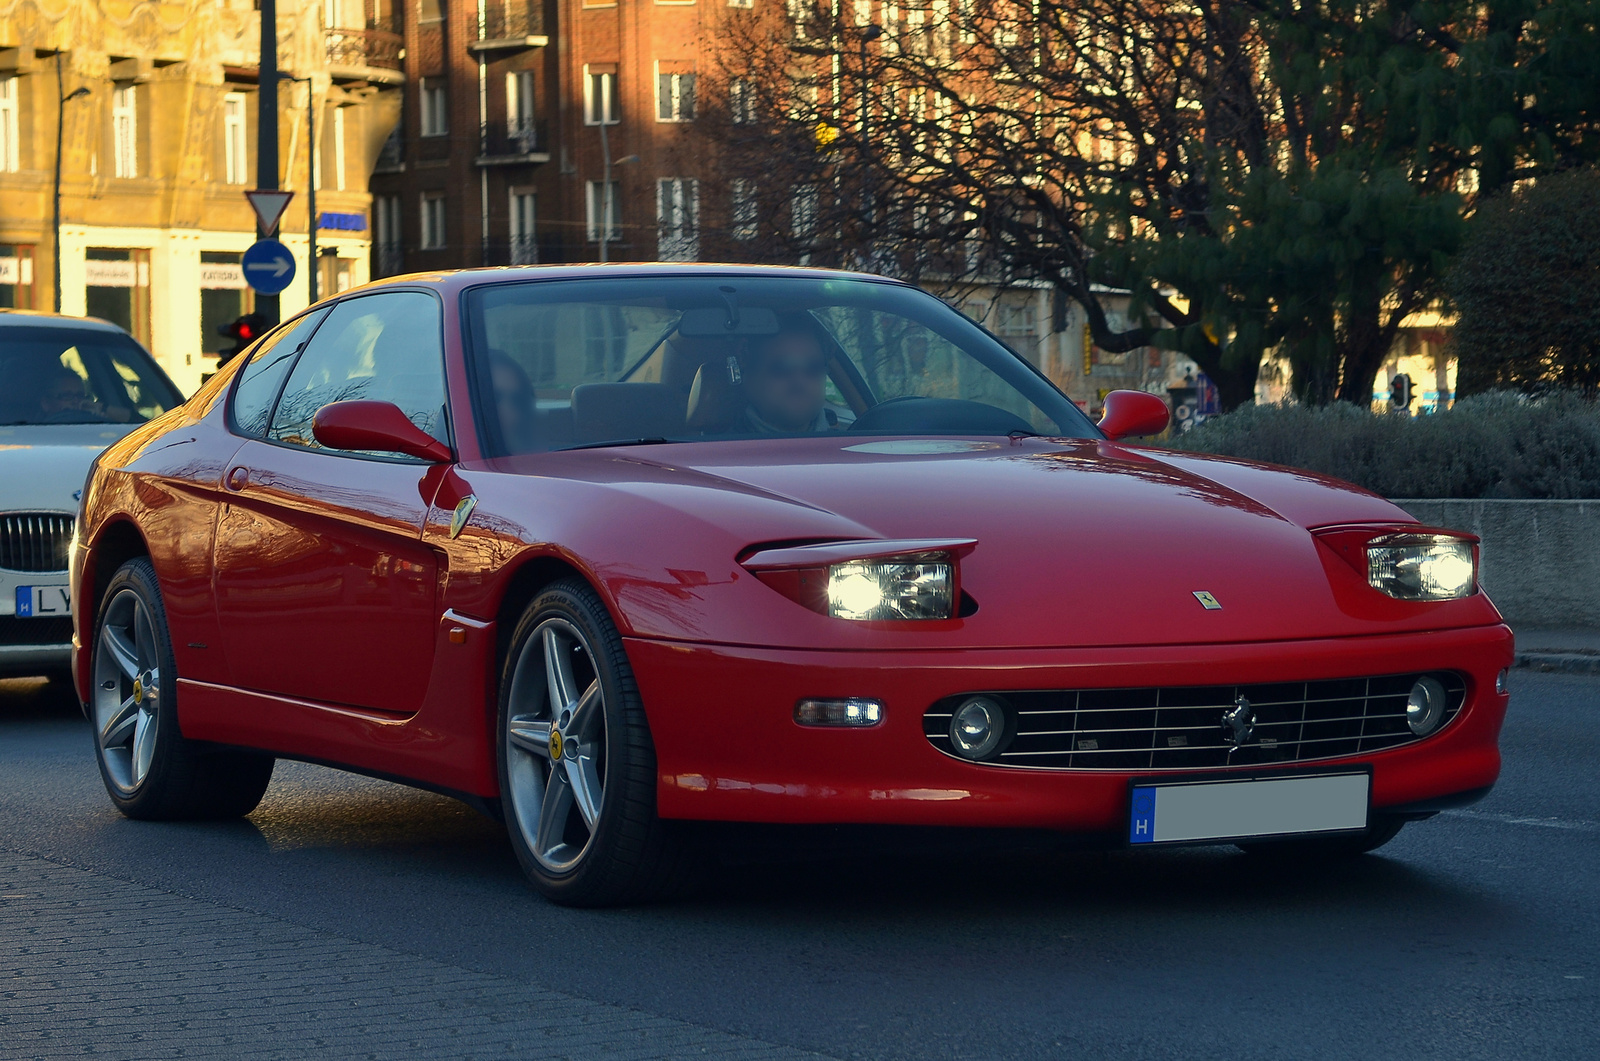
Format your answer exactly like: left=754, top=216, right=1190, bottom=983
left=742, top=318, right=839, bottom=434
left=489, top=352, right=537, bottom=450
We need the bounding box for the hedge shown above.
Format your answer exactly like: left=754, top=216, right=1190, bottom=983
left=1158, top=391, right=1600, bottom=499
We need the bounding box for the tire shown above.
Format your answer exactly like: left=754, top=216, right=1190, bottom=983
left=90, top=558, right=274, bottom=820
left=1236, top=816, right=1405, bottom=859
left=496, top=577, right=692, bottom=906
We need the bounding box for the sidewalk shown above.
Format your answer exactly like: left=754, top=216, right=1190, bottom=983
left=1513, top=627, right=1600, bottom=675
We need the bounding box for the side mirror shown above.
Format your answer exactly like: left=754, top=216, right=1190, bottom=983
left=1097, top=390, right=1172, bottom=441
left=312, top=400, right=453, bottom=463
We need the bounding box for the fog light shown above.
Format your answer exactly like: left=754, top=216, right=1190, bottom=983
left=1406, top=676, right=1449, bottom=736
left=949, top=696, right=1006, bottom=760
left=795, top=698, right=883, bottom=727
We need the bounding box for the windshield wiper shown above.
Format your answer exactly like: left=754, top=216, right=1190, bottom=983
left=558, top=437, right=678, bottom=452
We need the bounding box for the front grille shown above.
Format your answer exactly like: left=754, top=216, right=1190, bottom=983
left=924, top=673, right=1466, bottom=771
left=0, top=616, right=74, bottom=646
left=0, top=513, right=74, bottom=572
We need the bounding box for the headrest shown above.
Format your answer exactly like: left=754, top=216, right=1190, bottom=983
left=569, top=382, right=684, bottom=444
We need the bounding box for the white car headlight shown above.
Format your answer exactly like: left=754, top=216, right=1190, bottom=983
left=1366, top=534, right=1476, bottom=601
left=827, top=557, right=954, bottom=620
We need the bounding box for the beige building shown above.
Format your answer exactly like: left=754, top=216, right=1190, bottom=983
left=0, top=0, right=401, bottom=394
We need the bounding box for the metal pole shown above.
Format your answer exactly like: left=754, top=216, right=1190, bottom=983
left=599, top=118, right=611, bottom=264
left=307, top=81, right=317, bottom=303
left=52, top=52, right=67, bottom=313
left=257, top=0, right=280, bottom=324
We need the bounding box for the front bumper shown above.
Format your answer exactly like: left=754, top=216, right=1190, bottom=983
left=0, top=641, right=73, bottom=676
left=629, top=624, right=1513, bottom=830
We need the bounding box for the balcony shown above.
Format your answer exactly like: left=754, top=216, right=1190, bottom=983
left=476, top=120, right=550, bottom=166
left=326, top=5, right=404, bottom=84
left=470, top=1, right=549, bottom=53
left=326, top=27, right=404, bottom=84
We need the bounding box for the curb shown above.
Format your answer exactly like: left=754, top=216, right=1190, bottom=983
left=1515, top=652, right=1600, bottom=675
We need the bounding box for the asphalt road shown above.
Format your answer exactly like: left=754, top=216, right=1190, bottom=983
left=1, top=669, right=1595, bottom=1060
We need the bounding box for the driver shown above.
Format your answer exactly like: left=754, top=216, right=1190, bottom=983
left=742, top=318, right=839, bottom=434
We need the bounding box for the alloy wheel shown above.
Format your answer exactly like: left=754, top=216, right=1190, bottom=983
left=93, top=587, right=162, bottom=794
left=504, top=617, right=608, bottom=873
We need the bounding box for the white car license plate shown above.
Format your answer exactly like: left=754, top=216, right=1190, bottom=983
left=1129, top=771, right=1369, bottom=845
left=15, top=585, right=70, bottom=618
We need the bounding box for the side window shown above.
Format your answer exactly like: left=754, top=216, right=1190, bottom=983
left=267, top=291, right=448, bottom=455
left=231, top=310, right=329, bottom=438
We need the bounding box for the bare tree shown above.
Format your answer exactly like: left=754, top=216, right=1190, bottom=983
left=702, top=2, right=1597, bottom=409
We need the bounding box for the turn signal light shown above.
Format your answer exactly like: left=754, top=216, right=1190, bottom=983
left=794, top=698, right=883, bottom=727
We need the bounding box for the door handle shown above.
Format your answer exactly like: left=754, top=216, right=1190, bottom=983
left=226, top=466, right=250, bottom=491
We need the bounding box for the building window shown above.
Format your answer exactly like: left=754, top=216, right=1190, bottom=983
left=509, top=190, right=537, bottom=264
left=112, top=85, right=138, bottom=178
left=420, top=79, right=448, bottom=137
left=584, top=68, right=618, bottom=125
left=418, top=0, right=443, bottom=21
left=0, top=77, right=19, bottom=173
left=0, top=244, right=35, bottom=309
left=332, top=107, right=347, bottom=191
left=222, top=92, right=248, bottom=184
left=84, top=248, right=152, bottom=346
left=729, top=0, right=753, bottom=7
left=374, top=194, right=403, bottom=276
left=507, top=71, right=535, bottom=133
left=200, top=252, right=254, bottom=356
left=585, top=180, right=621, bottom=242
left=656, top=178, right=699, bottom=261
left=656, top=65, right=696, bottom=122
left=786, top=0, right=814, bottom=38
left=731, top=178, right=757, bottom=241
left=729, top=78, right=755, bottom=125
left=420, top=194, right=446, bottom=249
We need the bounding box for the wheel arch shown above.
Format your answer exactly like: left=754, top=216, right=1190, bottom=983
left=89, top=519, right=152, bottom=623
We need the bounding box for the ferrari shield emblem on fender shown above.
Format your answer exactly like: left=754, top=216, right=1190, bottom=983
left=449, top=494, right=478, bottom=539
left=1193, top=590, right=1222, bottom=610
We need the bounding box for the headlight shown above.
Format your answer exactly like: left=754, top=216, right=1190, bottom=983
left=828, top=557, right=954, bottom=620
left=1366, top=534, right=1476, bottom=601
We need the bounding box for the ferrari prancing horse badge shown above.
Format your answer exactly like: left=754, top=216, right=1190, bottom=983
left=449, top=494, right=479, bottom=539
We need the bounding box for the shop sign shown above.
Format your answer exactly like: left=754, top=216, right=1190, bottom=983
left=85, top=260, right=145, bottom=287
left=200, top=262, right=248, bottom=290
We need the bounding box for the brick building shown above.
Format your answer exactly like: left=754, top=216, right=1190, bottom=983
left=370, top=0, right=739, bottom=273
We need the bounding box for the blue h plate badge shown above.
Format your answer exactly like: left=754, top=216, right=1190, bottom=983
left=15, top=586, right=31, bottom=618
left=1129, top=788, right=1156, bottom=843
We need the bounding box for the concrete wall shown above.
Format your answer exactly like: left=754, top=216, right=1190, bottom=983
left=1393, top=500, right=1600, bottom=627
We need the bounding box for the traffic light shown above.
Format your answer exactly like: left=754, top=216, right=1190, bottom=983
left=1389, top=372, right=1414, bottom=410
left=217, top=313, right=269, bottom=367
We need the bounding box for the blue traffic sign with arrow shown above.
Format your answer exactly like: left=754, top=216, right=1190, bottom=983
left=241, top=238, right=296, bottom=295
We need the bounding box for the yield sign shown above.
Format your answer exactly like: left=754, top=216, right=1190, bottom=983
left=244, top=189, right=295, bottom=235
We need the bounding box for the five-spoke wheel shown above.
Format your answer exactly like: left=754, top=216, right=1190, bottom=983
left=505, top=617, right=609, bottom=873
left=93, top=586, right=163, bottom=794
left=497, top=578, right=691, bottom=905
left=90, top=558, right=275, bottom=820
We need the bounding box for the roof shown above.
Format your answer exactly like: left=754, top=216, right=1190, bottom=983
left=0, top=309, right=130, bottom=333
left=341, top=262, right=907, bottom=298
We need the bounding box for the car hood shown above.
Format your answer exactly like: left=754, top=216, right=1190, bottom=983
left=0, top=424, right=134, bottom=513
left=478, top=436, right=1501, bottom=649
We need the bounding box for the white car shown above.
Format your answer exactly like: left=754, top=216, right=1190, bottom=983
left=0, top=310, right=182, bottom=677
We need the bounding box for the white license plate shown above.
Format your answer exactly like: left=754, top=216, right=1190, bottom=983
left=1129, top=771, right=1369, bottom=845
left=14, top=585, right=70, bottom=618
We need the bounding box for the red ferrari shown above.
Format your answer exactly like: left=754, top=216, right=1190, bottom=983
left=71, top=266, right=1511, bottom=904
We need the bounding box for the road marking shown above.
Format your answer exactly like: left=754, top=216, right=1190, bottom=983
left=1442, top=809, right=1600, bottom=833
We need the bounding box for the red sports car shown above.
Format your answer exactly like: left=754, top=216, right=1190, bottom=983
left=71, top=265, right=1512, bottom=905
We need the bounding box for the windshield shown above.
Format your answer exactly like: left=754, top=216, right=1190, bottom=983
left=0, top=325, right=181, bottom=426
left=464, top=275, right=1097, bottom=454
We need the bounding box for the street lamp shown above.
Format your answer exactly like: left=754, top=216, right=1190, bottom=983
left=279, top=72, right=318, bottom=303
left=52, top=52, right=90, bottom=313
